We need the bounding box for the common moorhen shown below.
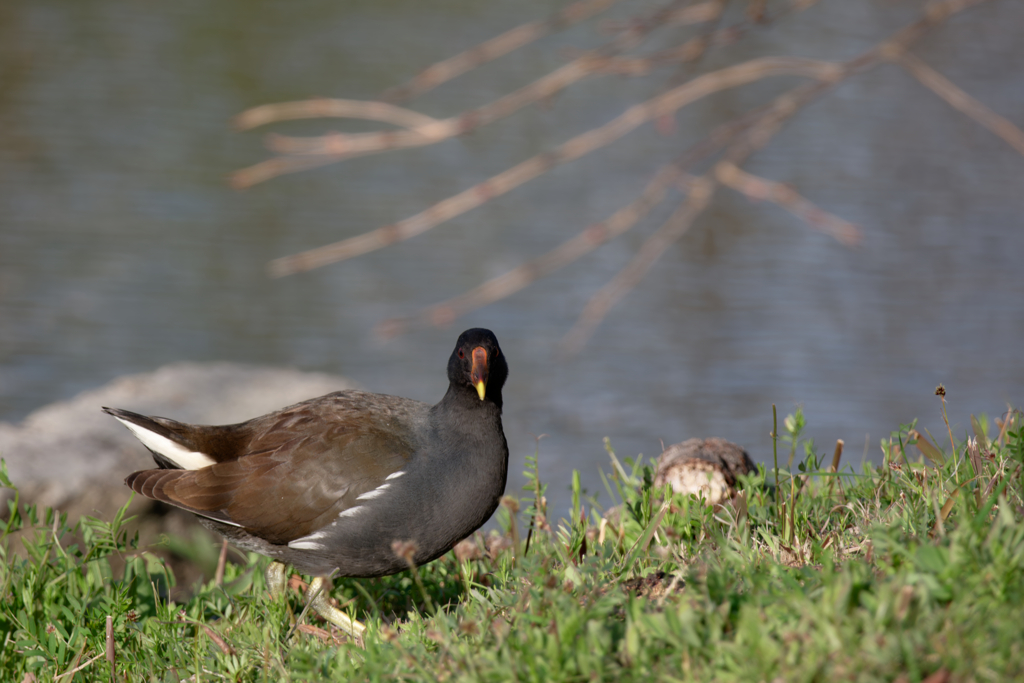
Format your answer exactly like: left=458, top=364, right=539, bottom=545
left=105, top=328, right=509, bottom=638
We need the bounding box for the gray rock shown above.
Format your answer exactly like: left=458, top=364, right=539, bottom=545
left=0, top=362, right=356, bottom=516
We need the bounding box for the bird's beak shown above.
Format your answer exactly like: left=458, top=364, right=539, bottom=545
left=471, top=347, right=488, bottom=400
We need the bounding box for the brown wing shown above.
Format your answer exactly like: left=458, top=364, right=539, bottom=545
left=125, top=392, right=422, bottom=544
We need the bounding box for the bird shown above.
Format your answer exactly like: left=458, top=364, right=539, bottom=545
left=104, top=328, right=509, bottom=639
left=653, top=438, right=756, bottom=505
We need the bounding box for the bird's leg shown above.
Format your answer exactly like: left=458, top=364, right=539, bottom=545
left=265, top=560, right=288, bottom=598
left=266, top=563, right=365, bottom=642
left=306, top=575, right=366, bottom=641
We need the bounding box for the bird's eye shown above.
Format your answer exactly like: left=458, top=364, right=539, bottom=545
left=458, top=348, right=465, bottom=359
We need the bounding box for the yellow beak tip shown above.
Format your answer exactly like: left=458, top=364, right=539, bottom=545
left=474, top=381, right=487, bottom=401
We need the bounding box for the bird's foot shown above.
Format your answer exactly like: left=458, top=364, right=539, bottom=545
left=265, top=562, right=366, bottom=643
left=307, top=575, right=366, bottom=642
left=265, top=561, right=288, bottom=598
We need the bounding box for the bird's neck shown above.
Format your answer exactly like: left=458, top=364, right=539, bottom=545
left=437, top=383, right=503, bottom=414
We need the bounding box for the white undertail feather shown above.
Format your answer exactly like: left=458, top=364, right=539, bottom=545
left=115, top=417, right=216, bottom=470
left=385, top=470, right=406, bottom=481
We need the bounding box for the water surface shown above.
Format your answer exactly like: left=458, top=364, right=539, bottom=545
left=2, top=0, right=1023, bottom=516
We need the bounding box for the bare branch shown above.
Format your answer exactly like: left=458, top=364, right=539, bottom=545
left=230, top=154, right=343, bottom=190
left=601, top=0, right=723, bottom=32
left=716, top=162, right=863, bottom=246
left=558, top=0, right=989, bottom=351
left=891, top=50, right=1024, bottom=158
left=598, top=0, right=821, bottom=75
left=268, top=57, right=842, bottom=276
left=376, top=106, right=771, bottom=335
left=561, top=178, right=716, bottom=354
left=236, top=0, right=810, bottom=187
left=234, top=99, right=441, bottom=132
left=382, top=0, right=625, bottom=102
left=560, top=106, right=800, bottom=353
left=236, top=0, right=697, bottom=186
left=55, top=653, right=103, bottom=682
left=233, top=0, right=995, bottom=349
left=231, top=55, right=601, bottom=187
left=242, top=2, right=829, bottom=170
left=376, top=163, right=683, bottom=337
left=229, top=58, right=594, bottom=186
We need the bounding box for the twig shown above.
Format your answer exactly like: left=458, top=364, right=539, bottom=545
left=715, top=162, right=862, bottom=246
left=595, top=35, right=730, bottom=75
left=268, top=56, right=841, bottom=276
left=382, top=0, right=625, bottom=102
left=377, top=105, right=770, bottom=334
left=295, top=622, right=343, bottom=644
left=561, top=176, right=715, bottom=354
left=562, top=75, right=829, bottom=350
left=56, top=651, right=102, bottom=682
left=236, top=0, right=698, bottom=187
left=232, top=57, right=596, bottom=185
left=261, top=56, right=836, bottom=162
left=888, top=49, right=1024, bottom=157
left=558, top=0, right=991, bottom=349
left=377, top=163, right=680, bottom=335
left=240, top=0, right=993, bottom=345
left=234, top=99, right=442, bottom=132
left=237, top=0, right=829, bottom=184
left=598, top=0, right=821, bottom=76
left=200, top=624, right=235, bottom=655
left=231, top=154, right=344, bottom=189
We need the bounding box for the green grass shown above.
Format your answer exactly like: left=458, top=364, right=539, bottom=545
left=2, top=403, right=1023, bottom=681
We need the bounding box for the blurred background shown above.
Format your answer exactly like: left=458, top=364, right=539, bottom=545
left=2, top=0, right=1023, bottom=519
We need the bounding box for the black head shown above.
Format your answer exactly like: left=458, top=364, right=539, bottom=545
left=447, top=328, right=508, bottom=408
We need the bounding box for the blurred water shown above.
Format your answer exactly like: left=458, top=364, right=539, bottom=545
left=1, top=0, right=1023, bottom=517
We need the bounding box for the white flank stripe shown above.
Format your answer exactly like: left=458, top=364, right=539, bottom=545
left=288, top=529, right=329, bottom=549
left=291, top=529, right=328, bottom=543
left=287, top=540, right=324, bottom=551
left=338, top=506, right=365, bottom=519
left=356, top=483, right=390, bottom=501
left=116, top=418, right=215, bottom=470
left=385, top=470, right=406, bottom=481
